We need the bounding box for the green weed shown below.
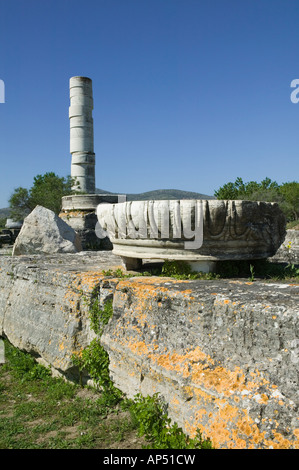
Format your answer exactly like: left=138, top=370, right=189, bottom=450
left=129, top=393, right=213, bottom=449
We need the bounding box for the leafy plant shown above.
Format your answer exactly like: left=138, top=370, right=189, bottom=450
left=161, top=260, right=219, bottom=280
left=129, top=393, right=213, bottom=449
left=72, top=296, right=121, bottom=401
left=249, top=264, right=255, bottom=282
left=72, top=339, right=118, bottom=393
left=102, top=268, right=131, bottom=279
left=162, top=260, right=192, bottom=277
left=88, top=297, right=113, bottom=335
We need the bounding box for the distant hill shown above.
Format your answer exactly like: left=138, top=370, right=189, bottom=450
left=0, top=208, right=10, bottom=219
left=95, top=188, right=215, bottom=201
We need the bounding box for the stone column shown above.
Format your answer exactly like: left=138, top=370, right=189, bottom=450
left=69, top=76, right=95, bottom=193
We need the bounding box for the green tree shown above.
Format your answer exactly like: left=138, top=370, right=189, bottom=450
left=8, top=187, right=31, bottom=221
left=214, top=177, right=280, bottom=200
left=214, top=177, right=298, bottom=222
left=214, top=177, right=246, bottom=200
left=0, top=217, right=7, bottom=229
left=9, top=172, right=80, bottom=220
left=279, top=181, right=299, bottom=221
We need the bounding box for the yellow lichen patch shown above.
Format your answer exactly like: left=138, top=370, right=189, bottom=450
left=119, top=277, right=193, bottom=298
left=127, top=340, right=149, bottom=356
left=232, top=412, right=266, bottom=448
left=182, top=372, right=296, bottom=448
left=187, top=401, right=265, bottom=449
left=194, top=408, right=207, bottom=422
left=191, top=364, right=245, bottom=395
left=72, top=272, right=106, bottom=293
left=148, top=347, right=214, bottom=381
left=187, top=346, right=214, bottom=365
left=265, top=431, right=295, bottom=449
left=292, top=429, right=299, bottom=449
left=171, top=396, right=180, bottom=406
left=259, top=394, right=269, bottom=404
left=150, top=351, right=189, bottom=377
left=206, top=407, right=238, bottom=448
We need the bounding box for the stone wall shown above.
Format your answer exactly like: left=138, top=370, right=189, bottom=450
left=0, top=252, right=298, bottom=449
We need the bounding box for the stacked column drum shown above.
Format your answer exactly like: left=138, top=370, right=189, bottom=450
left=69, top=76, right=95, bottom=194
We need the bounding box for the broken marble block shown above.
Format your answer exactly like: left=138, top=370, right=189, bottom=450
left=12, top=205, right=82, bottom=255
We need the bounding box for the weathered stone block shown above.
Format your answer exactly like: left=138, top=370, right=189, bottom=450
left=0, top=252, right=298, bottom=448
left=12, top=205, right=82, bottom=256
left=101, top=276, right=299, bottom=449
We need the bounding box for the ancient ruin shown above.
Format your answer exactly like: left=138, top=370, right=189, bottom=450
left=97, top=199, right=286, bottom=272
left=69, top=76, right=95, bottom=193
left=0, top=75, right=297, bottom=449
left=60, top=76, right=119, bottom=249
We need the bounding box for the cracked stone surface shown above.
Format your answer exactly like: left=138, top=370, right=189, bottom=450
left=0, top=251, right=298, bottom=449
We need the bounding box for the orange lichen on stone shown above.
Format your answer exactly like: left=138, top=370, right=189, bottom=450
left=119, top=277, right=193, bottom=300
left=186, top=400, right=267, bottom=449
left=265, top=431, right=296, bottom=449
left=292, top=429, right=299, bottom=449
left=73, top=271, right=106, bottom=292
left=150, top=351, right=190, bottom=377
left=127, top=340, right=149, bottom=356
left=183, top=369, right=296, bottom=449
left=101, top=275, right=298, bottom=449
left=194, top=408, right=207, bottom=421
left=171, top=396, right=180, bottom=406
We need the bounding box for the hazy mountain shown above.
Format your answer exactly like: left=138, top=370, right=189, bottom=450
left=0, top=208, right=10, bottom=219
left=95, top=188, right=215, bottom=201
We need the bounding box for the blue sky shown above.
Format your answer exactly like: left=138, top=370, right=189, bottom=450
left=0, top=0, right=298, bottom=208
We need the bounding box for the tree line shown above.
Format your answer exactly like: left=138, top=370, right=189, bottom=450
left=214, top=177, right=299, bottom=222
